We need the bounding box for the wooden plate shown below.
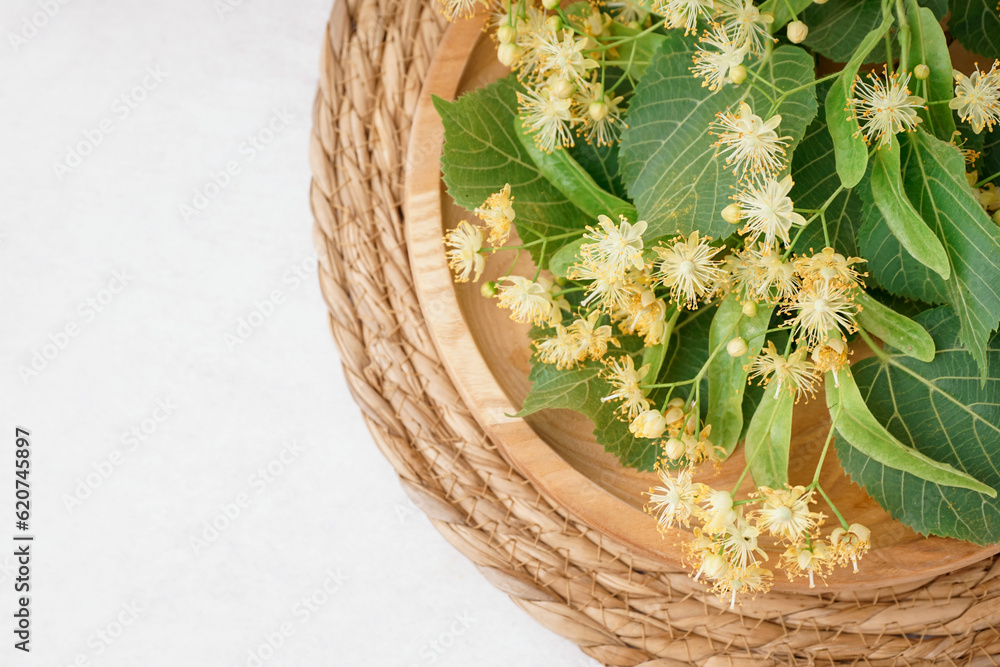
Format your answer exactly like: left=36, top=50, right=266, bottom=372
left=403, top=16, right=1000, bottom=592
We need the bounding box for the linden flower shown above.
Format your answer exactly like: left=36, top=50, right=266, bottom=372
left=437, top=0, right=487, bottom=21
left=652, top=231, right=726, bottom=309
left=601, top=355, right=650, bottom=420
left=630, top=409, right=668, bottom=439
left=581, top=215, right=648, bottom=280
left=444, top=220, right=485, bottom=283
left=711, top=102, right=790, bottom=179
left=794, top=247, right=865, bottom=287
left=811, top=336, right=849, bottom=387
left=691, top=26, right=748, bottom=91
left=655, top=0, right=715, bottom=35
left=579, top=272, right=639, bottom=313
left=568, top=311, right=619, bottom=360
left=535, top=325, right=582, bottom=369
left=645, top=467, right=708, bottom=532
left=712, top=563, right=773, bottom=609
left=950, top=61, right=1000, bottom=134
left=849, top=68, right=925, bottom=148
left=786, top=279, right=858, bottom=347
left=735, top=175, right=807, bottom=248
left=780, top=541, right=833, bottom=588
left=606, top=0, right=650, bottom=25
left=702, top=489, right=738, bottom=534
left=715, top=0, right=775, bottom=56
left=617, top=291, right=669, bottom=346
left=474, top=183, right=516, bottom=246
left=830, top=523, right=871, bottom=573
left=748, top=341, right=819, bottom=400
left=510, top=6, right=551, bottom=79
left=749, top=245, right=799, bottom=303
left=517, top=86, right=575, bottom=153
left=536, top=30, right=599, bottom=83
left=753, top=486, right=825, bottom=543
left=722, top=515, right=768, bottom=569
left=495, top=276, right=554, bottom=325
left=576, top=82, right=625, bottom=147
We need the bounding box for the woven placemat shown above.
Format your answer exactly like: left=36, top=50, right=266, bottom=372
left=308, top=1, right=1000, bottom=663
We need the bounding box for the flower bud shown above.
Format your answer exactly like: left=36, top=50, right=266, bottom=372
left=728, top=64, right=747, bottom=85
left=741, top=300, right=758, bottom=317
left=993, top=209, right=1000, bottom=225
left=727, top=336, right=749, bottom=357
left=545, top=14, right=562, bottom=31
left=813, top=0, right=828, bottom=4
left=550, top=77, right=575, bottom=99
left=664, top=437, right=685, bottom=460
left=722, top=203, right=741, bottom=224
left=700, top=553, right=729, bottom=579
left=787, top=20, right=808, bottom=44
left=630, top=409, right=668, bottom=438
left=664, top=406, right=684, bottom=424
left=667, top=397, right=685, bottom=409
left=497, top=25, right=517, bottom=44
left=589, top=101, right=609, bottom=121
left=914, top=63, right=930, bottom=80
left=497, top=43, right=521, bottom=67
left=542, top=0, right=560, bottom=9
left=481, top=281, right=498, bottom=297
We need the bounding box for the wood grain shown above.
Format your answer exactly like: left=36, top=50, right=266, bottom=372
left=403, top=17, right=1000, bottom=592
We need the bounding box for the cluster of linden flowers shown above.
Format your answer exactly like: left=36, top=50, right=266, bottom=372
left=436, top=0, right=819, bottom=152
left=494, top=0, right=633, bottom=151
left=441, top=96, right=878, bottom=603
left=645, top=473, right=872, bottom=608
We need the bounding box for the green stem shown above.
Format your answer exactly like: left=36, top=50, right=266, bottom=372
left=816, top=484, right=850, bottom=530
left=533, top=238, right=549, bottom=281
left=856, top=327, right=892, bottom=363
left=895, top=0, right=910, bottom=74
left=811, top=403, right=842, bottom=485
left=780, top=71, right=844, bottom=97
left=977, top=170, right=1000, bottom=187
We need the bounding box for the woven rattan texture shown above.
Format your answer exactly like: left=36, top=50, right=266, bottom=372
left=308, top=1, right=1000, bottom=663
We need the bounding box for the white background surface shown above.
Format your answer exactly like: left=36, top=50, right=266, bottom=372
left=1, top=1, right=598, bottom=665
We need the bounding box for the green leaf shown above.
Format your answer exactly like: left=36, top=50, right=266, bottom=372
left=841, top=307, right=1000, bottom=543
left=827, top=363, right=994, bottom=495
left=948, top=0, right=1000, bottom=60
left=620, top=44, right=817, bottom=240
left=513, top=116, right=637, bottom=222
left=823, top=12, right=894, bottom=188
left=517, top=353, right=659, bottom=471
left=917, top=0, right=947, bottom=19
left=658, top=305, right=716, bottom=423
left=758, top=0, right=812, bottom=29
left=870, top=135, right=950, bottom=279
left=744, top=388, right=792, bottom=489
left=904, top=0, right=955, bottom=140
left=857, top=195, right=950, bottom=305
left=706, top=296, right=774, bottom=457
left=802, top=0, right=890, bottom=63
left=607, top=21, right=671, bottom=80
left=548, top=238, right=586, bottom=279
left=855, top=290, right=935, bottom=362
left=434, top=77, right=588, bottom=264
left=900, top=130, right=1000, bottom=381
left=791, top=95, right=865, bottom=255
left=568, top=139, right=627, bottom=199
